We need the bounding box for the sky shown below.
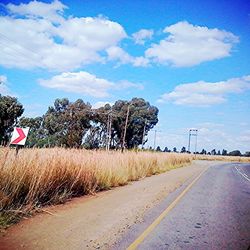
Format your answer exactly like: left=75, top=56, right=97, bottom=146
left=0, top=0, right=249, bottom=153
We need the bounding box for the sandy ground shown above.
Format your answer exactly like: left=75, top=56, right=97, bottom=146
left=0, top=161, right=213, bottom=250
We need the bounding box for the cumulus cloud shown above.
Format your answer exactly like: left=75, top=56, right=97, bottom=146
left=38, top=71, right=144, bottom=98
left=7, top=0, right=67, bottom=23
left=0, top=1, right=127, bottom=71
left=106, top=46, right=149, bottom=67
left=39, top=71, right=114, bottom=97
left=159, top=75, right=250, bottom=106
left=132, top=29, right=154, bottom=45
left=145, top=21, right=239, bottom=67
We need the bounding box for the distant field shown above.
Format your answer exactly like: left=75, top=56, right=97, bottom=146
left=195, top=154, right=250, bottom=162
left=0, top=147, right=192, bottom=226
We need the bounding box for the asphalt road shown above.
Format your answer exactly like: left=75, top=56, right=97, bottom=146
left=116, top=162, right=250, bottom=250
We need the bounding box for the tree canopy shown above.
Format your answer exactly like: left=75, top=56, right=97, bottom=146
left=0, top=95, right=24, bottom=145
left=44, top=98, right=92, bottom=148
left=5, top=96, right=158, bottom=149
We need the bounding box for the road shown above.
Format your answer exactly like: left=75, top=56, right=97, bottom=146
left=115, top=162, right=250, bottom=250
left=1, top=161, right=249, bottom=250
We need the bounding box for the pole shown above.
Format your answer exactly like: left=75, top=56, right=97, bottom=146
left=122, top=105, right=130, bottom=152
left=107, top=112, right=112, bottom=151
left=188, top=130, right=191, bottom=153
left=153, top=130, right=157, bottom=150
left=194, top=130, right=198, bottom=157
left=141, top=120, right=146, bottom=149
left=106, top=113, right=110, bottom=151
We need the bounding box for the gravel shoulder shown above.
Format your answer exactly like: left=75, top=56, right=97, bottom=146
left=0, top=161, right=215, bottom=250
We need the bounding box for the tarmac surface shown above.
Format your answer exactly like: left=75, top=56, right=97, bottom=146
left=117, top=162, right=250, bottom=250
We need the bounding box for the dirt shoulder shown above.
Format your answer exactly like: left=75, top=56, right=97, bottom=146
left=0, top=161, right=215, bottom=250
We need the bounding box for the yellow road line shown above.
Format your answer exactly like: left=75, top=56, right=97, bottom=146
left=127, top=167, right=208, bottom=250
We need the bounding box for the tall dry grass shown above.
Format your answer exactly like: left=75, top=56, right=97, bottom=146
left=0, top=147, right=192, bottom=215
left=195, top=154, right=250, bottom=162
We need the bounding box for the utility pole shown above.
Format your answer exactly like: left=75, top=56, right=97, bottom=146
left=195, top=130, right=198, bottom=157
left=153, top=130, right=157, bottom=150
left=108, top=112, right=112, bottom=151
left=106, top=110, right=113, bottom=151
left=141, top=120, right=147, bottom=149
left=122, top=105, right=130, bottom=152
left=153, top=130, right=161, bottom=150
left=188, top=130, right=191, bottom=152
left=188, top=129, right=198, bottom=154
left=106, top=113, right=110, bottom=151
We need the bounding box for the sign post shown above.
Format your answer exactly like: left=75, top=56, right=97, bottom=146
left=10, top=127, right=30, bottom=154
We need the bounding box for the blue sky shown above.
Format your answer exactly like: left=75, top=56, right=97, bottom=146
left=0, top=0, right=249, bottom=152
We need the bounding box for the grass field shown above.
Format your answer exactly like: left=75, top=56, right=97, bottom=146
left=0, top=147, right=192, bottom=227
left=195, top=154, right=250, bottom=162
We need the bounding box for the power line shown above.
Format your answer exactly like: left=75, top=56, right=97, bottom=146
left=0, top=32, right=43, bottom=58
left=0, top=32, right=47, bottom=68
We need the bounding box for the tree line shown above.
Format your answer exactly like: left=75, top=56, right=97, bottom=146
left=0, top=95, right=159, bottom=149
left=155, top=146, right=250, bottom=157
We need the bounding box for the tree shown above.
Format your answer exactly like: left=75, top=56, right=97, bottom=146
left=200, top=149, right=206, bottom=155
left=173, top=147, right=177, bottom=153
left=211, top=149, right=216, bottom=155
left=217, top=150, right=221, bottom=155
left=18, top=116, right=47, bottom=147
left=181, top=146, right=186, bottom=153
left=228, top=150, right=241, bottom=156
left=222, top=149, right=227, bottom=156
left=112, top=98, right=158, bottom=149
left=156, top=146, right=161, bottom=152
left=163, top=147, right=169, bottom=152
left=44, top=98, right=92, bottom=147
left=244, top=151, right=250, bottom=157
left=86, top=103, right=113, bottom=149
left=0, top=95, right=24, bottom=145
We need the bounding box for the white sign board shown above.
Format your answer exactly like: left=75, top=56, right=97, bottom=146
left=10, top=127, right=30, bottom=146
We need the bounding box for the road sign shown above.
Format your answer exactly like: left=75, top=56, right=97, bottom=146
left=10, top=127, right=30, bottom=146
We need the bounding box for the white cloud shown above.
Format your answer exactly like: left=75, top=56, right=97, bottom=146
left=0, top=75, right=14, bottom=96
left=159, top=75, right=250, bottom=106
left=7, top=0, right=67, bottom=23
left=132, top=29, right=154, bottom=45
left=0, top=1, right=127, bottom=71
left=39, top=71, right=114, bottom=97
left=106, top=46, right=149, bottom=67
left=115, top=80, right=144, bottom=90
left=145, top=21, right=239, bottom=67
left=92, top=101, right=113, bottom=109
left=239, top=130, right=250, bottom=143
left=106, top=46, right=132, bottom=64
left=38, top=71, right=144, bottom=97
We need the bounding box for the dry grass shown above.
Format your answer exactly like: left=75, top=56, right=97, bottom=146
left=195, top=154, right=250, bottom=162
left=0, top=147, right=192, bottom=220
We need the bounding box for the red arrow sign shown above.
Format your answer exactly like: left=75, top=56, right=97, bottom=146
left=11, top=128, right=26, bottom=144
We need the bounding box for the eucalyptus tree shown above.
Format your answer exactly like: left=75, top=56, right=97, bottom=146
left=0, top=95, right=24, bottom=145
left=44, top=98, right=92, bottom=147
